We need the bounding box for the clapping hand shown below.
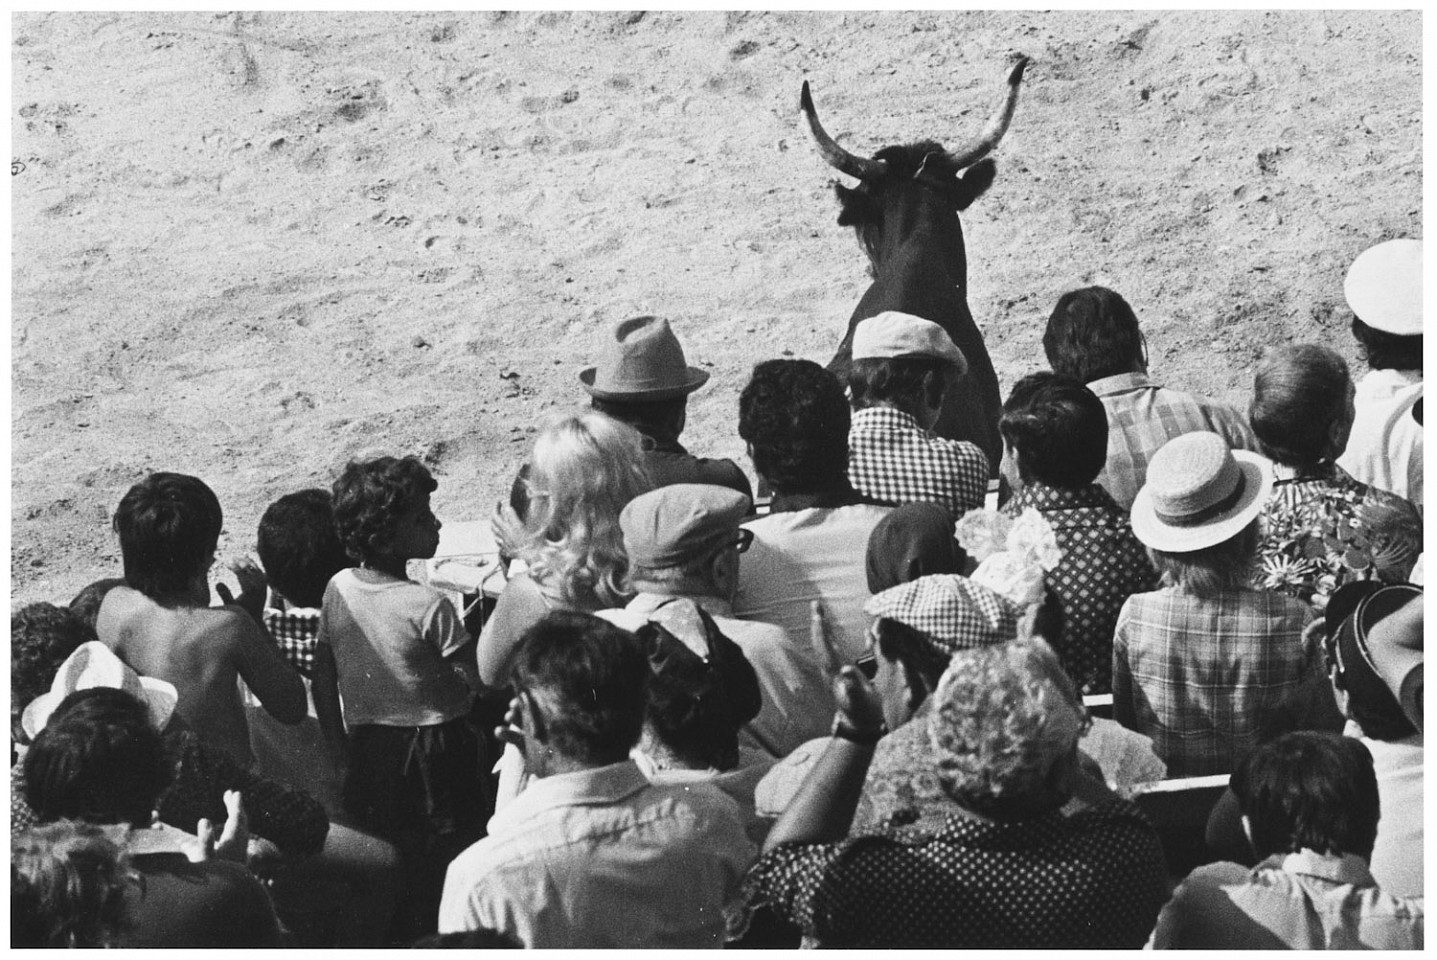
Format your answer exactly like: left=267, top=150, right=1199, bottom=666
left=191, top=790, right=249, bottom=864
left=834, top=664, right=886, bottom=738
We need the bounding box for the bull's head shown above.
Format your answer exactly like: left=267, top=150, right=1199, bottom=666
left=801, top=58, right=1028, bottom=263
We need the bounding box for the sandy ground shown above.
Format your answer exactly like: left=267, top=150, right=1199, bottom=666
left=10, top=10, right=1421, bottom=608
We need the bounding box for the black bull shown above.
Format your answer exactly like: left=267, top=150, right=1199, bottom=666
left=802, top=58, right=1029, bottom=477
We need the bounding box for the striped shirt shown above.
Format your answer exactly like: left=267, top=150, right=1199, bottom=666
left=847, top=407, right=989, bottom=516
left=1112, top=586, right=1318, bottom=777
left=1088, top=372, right=1257, bottom=512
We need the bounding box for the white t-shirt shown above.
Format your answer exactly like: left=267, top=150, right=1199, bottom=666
left=733, top=503, right=892, bottom=665
left=1338, top=369, right=1423, bottom=512
left=1357, top=726, right=1424, bottom=899
left=318, top=568, right=473, bottom=727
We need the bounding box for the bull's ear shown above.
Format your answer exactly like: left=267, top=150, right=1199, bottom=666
left=834, top=182, right=872, bottom=226
left=953, top=157, right=997, bottom=211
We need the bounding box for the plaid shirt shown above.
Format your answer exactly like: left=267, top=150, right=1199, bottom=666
left=264, top=606, right=320, bottom=676
left=1112, top=587, right=1318, bottom=777
left=1003, top=483, right=1159, bottom=695
left=1088, top=372, right=1257, bottom=511
left=746, top=799, right=1168, bottom=948
left=848, top=407, right=988, bottom=516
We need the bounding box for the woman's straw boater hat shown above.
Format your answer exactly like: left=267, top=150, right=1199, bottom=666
left=1130, top=431, right=1273, bottom=553
left=22, top=641, right=178, bottom=741
left=580, top=316, right=710, bottom=401
left=1344, top=238, right=1423, bottom=336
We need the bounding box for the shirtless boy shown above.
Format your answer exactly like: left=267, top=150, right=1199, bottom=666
left=96, top=472, right=306, bottom=764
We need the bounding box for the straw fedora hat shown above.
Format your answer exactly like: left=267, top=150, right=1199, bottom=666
left=1130, top=431, right=1273, bottom=553
left=22, top=641, right=178, bottom=741
left=579, top=316, right=710, bottom=401
left=1344, top=238, right=1422, bottom=336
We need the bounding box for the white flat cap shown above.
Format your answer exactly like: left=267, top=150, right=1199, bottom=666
left=852, top=311, right=968, bottom=376
left=1345, top=238, right=1423, bottom=336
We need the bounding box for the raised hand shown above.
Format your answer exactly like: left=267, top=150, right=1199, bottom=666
left=809, top=600, right=843, bottom=677
left=494, top=695, right=526, bottom=752
left=490, top=502, right=526, bottom=559
left=216, top=559, right=268, bottom=621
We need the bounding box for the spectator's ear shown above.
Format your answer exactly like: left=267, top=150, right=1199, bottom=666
left=1240, top=814, right=1255, bottom=856
left=710, top=547, right=740, bottom=599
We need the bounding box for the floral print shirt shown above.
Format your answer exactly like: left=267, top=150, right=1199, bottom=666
left=1254, top=463, right=1421, bottom=608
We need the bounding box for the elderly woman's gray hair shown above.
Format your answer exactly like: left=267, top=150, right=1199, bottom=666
left=929, top=638, right=1088, bottom=819
left=1249, top=344, right=1352, bottom=469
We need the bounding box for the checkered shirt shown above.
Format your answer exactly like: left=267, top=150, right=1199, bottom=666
left=1003, top=483, right=1159, bottom=696
left=848, top=407, right=989, bottom=515
left=1111, top=586, right=1319, bottom=777
left=1088, top=372, right=1258, bottom=512
left=264, top=606, right=320, bottom=677
left=865, top=574, right=1019, bottom=654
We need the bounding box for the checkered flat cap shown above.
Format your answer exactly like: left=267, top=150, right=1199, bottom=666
left=864, top=574, right=1020, bottom=655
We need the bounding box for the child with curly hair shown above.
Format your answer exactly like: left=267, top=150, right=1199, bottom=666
left=312, top=455, right=481, bottom=942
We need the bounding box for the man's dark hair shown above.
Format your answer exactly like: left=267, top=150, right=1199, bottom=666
left=1042, top=286, right=1144, bottom=383
left=1350, top=317, right=1423, bottom=373
left=847, top=355, right=948, bottom=417
left=67, top=580, right=127, bottom=633
left=876, top=617, right=952, bottom=700
left=738, top=359, right=850, bottom=494
left=590, top=395, right=686, bottom=445
left=1249, top=344, right=1351, bottom=468
left=1231, top=730, right=1380, bottom=862
left=331, top=456, right=437, bottom=564
left=112, top=473, right=223, bottom=600
left=12, top=605, right=97, bottom=710
left=24, top=688, right=175, bottom=828
left=510, top=611, right=649, bottom=767
left=11, top=820, right=133, bottom=948
left=1000, top=372, right=1108, bottom=488
left=257, top=489, right=352, bottom=608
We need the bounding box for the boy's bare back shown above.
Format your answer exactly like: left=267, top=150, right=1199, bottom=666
left=97, top=585, right=306, bottom=765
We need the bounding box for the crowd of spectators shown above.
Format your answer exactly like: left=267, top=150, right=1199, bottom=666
left=11, top=239, right=1424, bottom=948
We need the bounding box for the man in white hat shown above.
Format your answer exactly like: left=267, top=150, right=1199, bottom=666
left=1336, top=238, right=1423, bottom=510
left=845, top=311, right=989, bottom=516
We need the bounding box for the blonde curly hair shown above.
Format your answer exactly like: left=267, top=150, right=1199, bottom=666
left=930, top=638, right=1088, bottom=818
left=519, top=410, right=651, bottom=608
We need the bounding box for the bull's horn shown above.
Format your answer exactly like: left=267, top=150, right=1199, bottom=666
left=946, top=56, right=1029, bottom=171
left=800, top=80, right=888, bottom=181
